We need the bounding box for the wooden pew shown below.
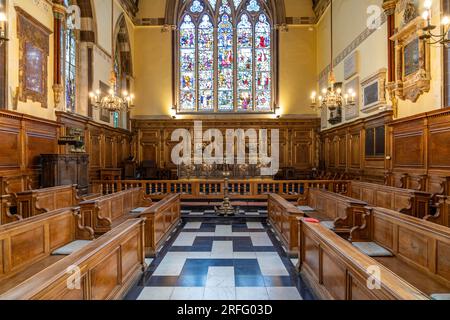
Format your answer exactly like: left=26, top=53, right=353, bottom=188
left=0, top=174, right=32, bottom=196
left=351, top=206, right=450, bottom=297
left=349, top=181, right=432, bottom=219
left=8, top=184, right=101, bottom=223
left=139, top=193, right=181, bottom=257
left=0, top=207, right=94, bottom=295
left=0, top=218, right=146, bottom=300
left=297, top=218, right=429, bottom=300
left=268, top=194, right=304, bottom=256
left=299, top=188, right=369, bottom=241
left=426, top=195, right=450, bottom=227
left=0, top=196, right=20, bottom=225
left=79, top=187, right=152, bottom=235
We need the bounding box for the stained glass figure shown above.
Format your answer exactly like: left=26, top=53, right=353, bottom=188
left=179, top=15, right=196, bottom=111
left=217, top=11, right=234, bottom=111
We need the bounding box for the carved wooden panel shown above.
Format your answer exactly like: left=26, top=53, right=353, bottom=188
left=0, top=129, right=20, bottom=168
left=397, top=227, right=428, bottom=267
left=437, top=241, right=450, bottom=280
left=134, top=119, right=320, bottom=174
left=372, top=216, right=394, bottom=250
left=429, top=129, right=450, bottom=168
left=303, top=231, right=320, bottom=282
left=321, top=250, right=347, bottom=300
left=393, top=133, right=424, bottom=167
left=121, top=233, right=140, bottom=279
left=90, top=249, right=120, bottom=300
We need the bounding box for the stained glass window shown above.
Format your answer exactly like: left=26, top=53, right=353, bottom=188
left=179, top=15, right=196, bottom=111
left=237, top=14, right=253, bottom=110
left=64, top=0, right=77, bottom=112
left=178, top=0, right=274, bottom=113
left=198, top=15, right=214, bottom=111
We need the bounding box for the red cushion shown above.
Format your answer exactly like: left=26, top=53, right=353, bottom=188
left=304, top=218, right=320, bottom=223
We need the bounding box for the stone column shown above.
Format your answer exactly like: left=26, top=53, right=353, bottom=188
left=52, top=0, right=66, bottom=110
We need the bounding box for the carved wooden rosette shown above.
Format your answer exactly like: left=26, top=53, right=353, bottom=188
left=388, top=16, right=430, bottom=103
left=16, top=6, right=52, bottom=109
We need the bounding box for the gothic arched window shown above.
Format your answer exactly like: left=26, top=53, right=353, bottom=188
left=177, top=0, right=275, bottom=113
left=64, top=0, right=77, bottom=112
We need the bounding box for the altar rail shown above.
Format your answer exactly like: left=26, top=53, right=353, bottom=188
left=91, top=180, right=350, bottom=201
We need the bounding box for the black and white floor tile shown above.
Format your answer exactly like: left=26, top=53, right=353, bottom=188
left=126, top=215, right=314, bottom=301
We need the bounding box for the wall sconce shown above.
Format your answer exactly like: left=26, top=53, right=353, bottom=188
left=419, top=0, right=450, bottom=46
left=0, top=10, right=9, bottom=46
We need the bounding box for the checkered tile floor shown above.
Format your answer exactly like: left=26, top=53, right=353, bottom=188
left=125, top=218, right=314, bottom=300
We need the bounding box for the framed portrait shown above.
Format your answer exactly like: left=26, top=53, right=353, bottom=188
left=361, top=69, right=387, bottom=113
left=16, top=6, right=51, bottom=108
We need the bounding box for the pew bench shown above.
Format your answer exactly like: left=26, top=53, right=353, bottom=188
left=268, top=194, right=304, bottom=256
left=298, top=188, right=369, bottom=241
left=0, top=207, right=94, bottom=295
left=297, top=218, right=429, bottom=300
left=138, top=193, right=181, bottom=257
left=349, top=181, right=432, bottom=219
left=79, top=187, right=152, bottom=235
left=426, top=195, right=450, bottom=227
left=350, top=206, right=450, bottom=297
left=2, top=184, right=101, bottom=224
left=0, top=218, right=146, bottom=300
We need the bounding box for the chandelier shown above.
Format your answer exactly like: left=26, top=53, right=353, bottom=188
left=310, top=0, right=355, bottom=111
left=89, top=0, right=134, bottom=113
left=419, top=0, right=450, bottom=46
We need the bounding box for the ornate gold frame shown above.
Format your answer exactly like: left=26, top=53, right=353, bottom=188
left=16, top=6, right=51, bottom=109
left=389, top=16, right=430, bottom=103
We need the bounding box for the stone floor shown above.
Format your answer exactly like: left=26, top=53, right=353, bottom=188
left=125, top=215, right=315, bottom=301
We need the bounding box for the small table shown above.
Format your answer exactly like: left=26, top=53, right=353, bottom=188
left=100, top=169, right=122, bottom=181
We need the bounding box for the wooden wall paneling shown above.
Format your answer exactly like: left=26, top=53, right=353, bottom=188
left=320, top=111, right=393, bottom=182
left=56, top=112, right=133, bottom=181
left=0, top=111, right=59, bottom=190
left=133, top=118, right=320, bottom=175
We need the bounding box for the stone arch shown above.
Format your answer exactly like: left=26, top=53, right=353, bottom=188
left=75, top=0, right=97, bottom=43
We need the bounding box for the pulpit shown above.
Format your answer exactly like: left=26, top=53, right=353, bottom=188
left=40, top=154, right=89, bottom=195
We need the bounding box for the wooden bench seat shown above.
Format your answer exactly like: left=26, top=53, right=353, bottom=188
left=79, top=187, right=152, bottom=235
left=0, top=218, right=146, bottom=300
left=349, top=206, right=450, bottom=297
left=268, top=194, right=304, bottom=256
left=375, top=256, right=450, bottom=295
left=297, top=218, right=429, bottom=300
left=2, top=184, right=101, bottom=224
left=0, top=207, right=94, bottom=295
left=299, top=188, right=369, bottom=241
left=349, top=181, right=432, bottom=219
left=138, top=193, right=181, bottom=257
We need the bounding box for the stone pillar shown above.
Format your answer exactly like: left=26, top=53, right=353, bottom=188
left=383, top=0, right=398, bottom=118
left=52, top=0, right=66, bottom=110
